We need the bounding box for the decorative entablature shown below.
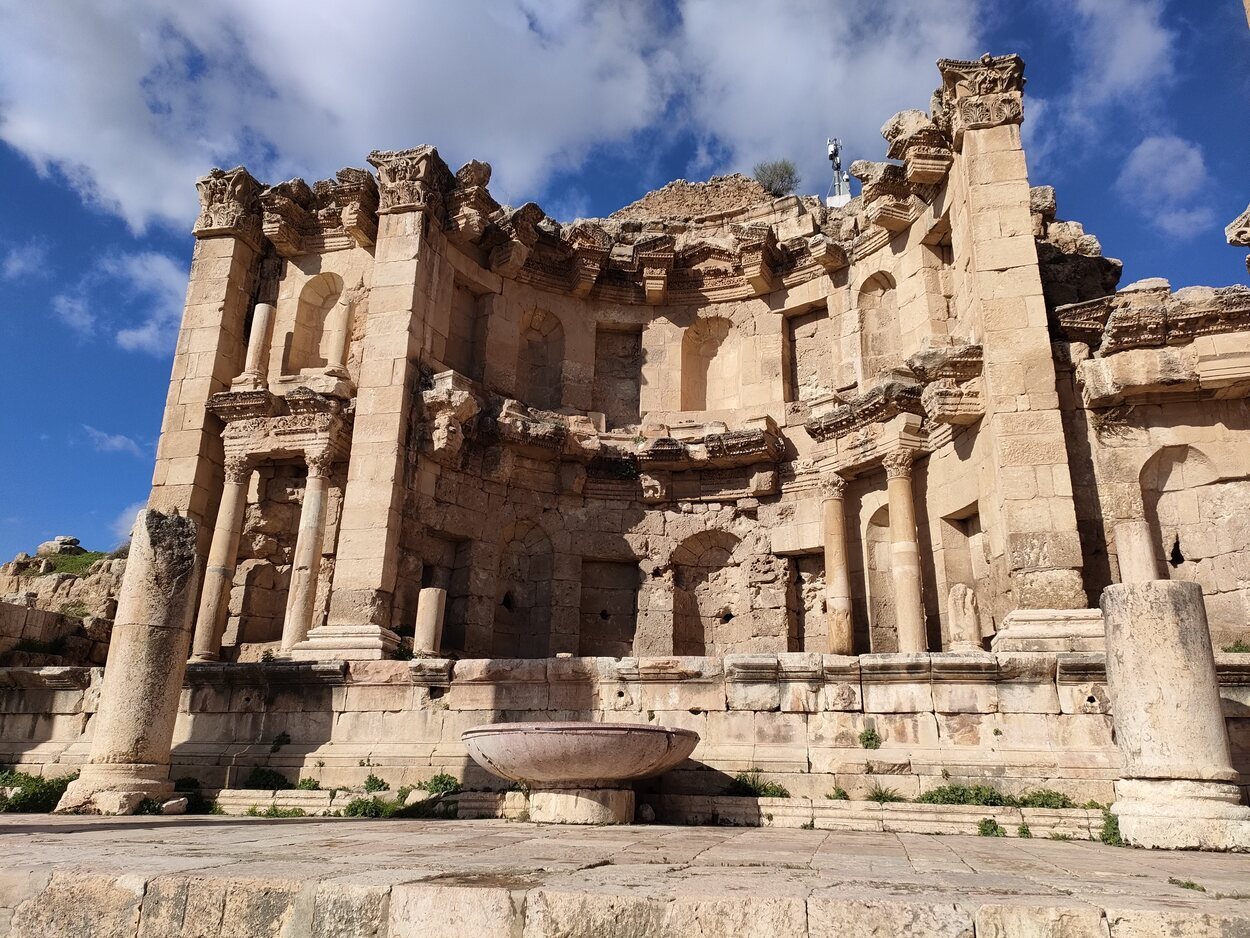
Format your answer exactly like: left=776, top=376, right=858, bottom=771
left=259, top=169, right=380, bottom=257
left=804, top=378, right=925, bottom=443
left=446, top=160, right=500, bottom=244
left=1053, top=282, right=1250, bottom=356
left=637, top=416, right=785, bottom=471
left=933, top=53, right=1025, bottom=150
left=193, top=166, right=265, bottom=251
left=881, top=109, right=954, bottom=186
left=367, top=145, right=457, bottom=220
left=906, top=341, right=985, bottom=427
left=208, top=386, right=353, bottom=469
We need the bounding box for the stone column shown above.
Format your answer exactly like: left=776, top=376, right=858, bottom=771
left=233, top=301, right=275, bottom=390
left=1102, top=580, right=1250, bottom=850
left=820, top=473, right=854, bottom=654
left=280, top=450, right=334, bottom=652
left=57, top=510, right=199, bottom=815
left=414, top=586, right=447, bottom=655
left=1115, top=519, right=1160, bottom=584
left=190, top=455, right=250, bottom=662
left=883, top=450, right=926, bottom=653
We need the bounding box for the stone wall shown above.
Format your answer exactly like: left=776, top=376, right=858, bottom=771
left=4, top=653, right=1249, bottom=806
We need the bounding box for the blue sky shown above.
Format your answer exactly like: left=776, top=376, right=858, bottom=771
left=0, top=0, right=1246, bottom=559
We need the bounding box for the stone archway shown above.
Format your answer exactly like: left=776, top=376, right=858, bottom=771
left=671, top=530, right=743, bottom=655
left=491, top=521, right=553, bottom=657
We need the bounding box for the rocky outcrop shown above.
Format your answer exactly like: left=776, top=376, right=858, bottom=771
left=610, top=174, right=773, bottom=222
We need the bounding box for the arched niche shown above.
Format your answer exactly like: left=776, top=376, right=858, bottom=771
left=671, top=529, right=742, bottom=655
left=283, top=273, right=345, bottom=376
left=864, top=504, right=897, bottom=653
left=1139, top=443, right=1250, bottom=645
left=492, top=521, right=553, bottom=658
left=681, top=316, right=740, bottom=411
left=516, top=309, right=565, bottom=410
left=858, top=272, right=900, bottom=381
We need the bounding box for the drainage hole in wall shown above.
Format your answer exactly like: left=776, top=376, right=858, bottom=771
left=1086, top=695, right=1097, bottom=705
left=719, top=611, right=734, bottom=623
left=599, top=609, right=610, bottom=620
left=500, top=592, right=514, bottom=610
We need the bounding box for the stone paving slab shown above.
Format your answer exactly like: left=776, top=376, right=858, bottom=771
left=1, top=816, right=1249, bottom=936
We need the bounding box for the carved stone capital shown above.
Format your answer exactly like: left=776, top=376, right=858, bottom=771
left=881, top=449, right=914, bottom=480
left=367, top=146, right=455, bottom=217
left=223, top=455, right=252, bottom=485
left=259, top=178, right=315, bottom=258
left=934, top=53, right=1026, bottom=148
left=305, top=449, right=335, bottom=479
left=1228, top=204, right=1250, bottom=247
left=819, top=474, right=848, bottom=500
left=194, top=166, right=264, bottom=250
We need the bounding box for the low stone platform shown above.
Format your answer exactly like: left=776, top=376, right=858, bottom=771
left=2, top=817, right=1250, bottom=936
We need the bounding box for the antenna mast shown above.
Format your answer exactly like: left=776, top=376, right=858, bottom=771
left=826, top=138, right=851, bottom=208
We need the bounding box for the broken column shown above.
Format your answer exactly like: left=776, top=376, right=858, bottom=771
left=189, top=455, right=251, bottom=661
left=820, top=473, right=854, bottom=654
left=414, top=586, right=447, bottom=656
left=883, top=449, right=927, bottom=653
left=1114, top=519, right=1160, bottom=583
left=57, top=510, right=199, bottom=815
left=1102, top=580, right=1250, bottom=850
left=233, top=300, right=275, bottom=390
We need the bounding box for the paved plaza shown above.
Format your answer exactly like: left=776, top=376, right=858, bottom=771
left=1, top=816, right=1249, bottom=935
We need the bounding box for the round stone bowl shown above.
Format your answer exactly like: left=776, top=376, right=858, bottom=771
left=462, top=722, right=700, bottom=788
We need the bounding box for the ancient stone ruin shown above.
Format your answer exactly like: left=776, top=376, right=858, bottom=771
left=3, top=53, right=1250, bottom=848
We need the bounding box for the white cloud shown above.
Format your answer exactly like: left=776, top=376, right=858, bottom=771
left=0, top=1, right=985, bottom=230
left=110, top=501, right=148, bottom=542
left=107, top=252, right=189, bottom=354
left=49, top=251, right=188, bottom=354
left=1116, top=135, right=1215, bottom=239
left=83, top=425, right=146, bottom=458
left=1, top=240, right=48, bottom=279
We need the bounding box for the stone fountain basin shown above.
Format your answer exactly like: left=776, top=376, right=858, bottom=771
left=462, top=722, right=699, bottom=788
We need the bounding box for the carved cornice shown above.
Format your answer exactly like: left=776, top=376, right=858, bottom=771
left=905, top=342, right=983, bottom=383
left=881, top=109, right=954, bottom=186
left=1229, top=204, right=1250, bottom=275
left=260, top=178, right=315, bottom=257
left=1053, top=284, right=1250, bottom=356
left=805, top=379, right=924, bottom=442
left=194, top=166, right=264, bottom=250
left=636, top=421, right=785, bottom=470
left=259, top=170, right=379, bottom=257
left=446, top=160, right=499, bottom=243
left=367, top=146, right=456, bottom=218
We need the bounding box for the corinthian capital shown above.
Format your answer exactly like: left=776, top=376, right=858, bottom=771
left=194, top=166, right=264, bottom=250
left=223, top=454, right=253, bottom=484
left=819, top=473, right=848, bottom=500
left=367, top=146, right=455, bottom=217
left=934, top=53, right=1026, bottom=149
left=881, top=449, right=914, bottom=480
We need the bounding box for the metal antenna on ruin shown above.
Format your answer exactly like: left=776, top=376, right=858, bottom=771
left=826, top=138, right=851, bottom=209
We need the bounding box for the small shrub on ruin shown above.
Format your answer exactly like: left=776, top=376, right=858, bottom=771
left=827, top=787, right=849, bottom=801
left=363, top=774, right=390, bottom=793
left=753, top=159, right=800, bottom=196
left=37, top=551, right=107, bottom=577
left=1049, top=831, right=1073, bottom=841
left=865, top=783, right=906, bottom=804
left=421, top=773, right=461, bottom=795
left=245, top=805, right=307, bottom=818
left=1099, top=808, right=1124, bottom=847
left=1016, top=789, right=1076, bottom=809
left=1168, top=877, right=1205, bottom=892
left=800, top=820, right=815, bottom=830
left=270, top=732, right=291, bottom=753
left=978, top=818, right=1006, bottom=837
left=725, top=768, right=790, bottom=799
left=858, top=728, right=882, bottom=750
left=1224, top=639, right=1250, bottom=653
left=296, top=777, right=321, bottom=791
left=917, top=784, right=1013, bottom=807
left=134, top=799, right=163, bottom=815
left=1017, top=823, right=1032, bottom=838
left=0, top=770, right=78, bottom=813
left=240, top=767, right=292, bottom=791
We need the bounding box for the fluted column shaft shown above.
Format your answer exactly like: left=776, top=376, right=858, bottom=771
left=820, top=474, right=854, bottom=654
left=190, top=457, right=251, bottom=661
left=884, top=450, right=926, bottom=653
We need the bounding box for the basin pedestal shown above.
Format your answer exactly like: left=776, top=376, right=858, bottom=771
left=530, top=787, right=635, bottom=824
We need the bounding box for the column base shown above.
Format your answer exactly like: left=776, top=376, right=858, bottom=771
left=529, top=788, right=635, bottom=825
left=990, top=608, right=1105, bottom=653
left=1113, top=779, right=1250, bottom=851
left=288, top=624, right=400, bottom=661
left=56, top=764, right=174, bottom=816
